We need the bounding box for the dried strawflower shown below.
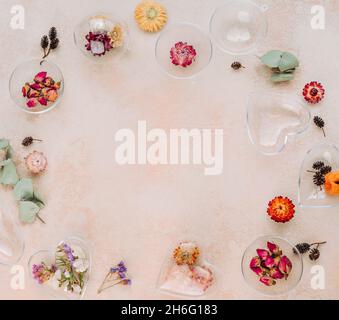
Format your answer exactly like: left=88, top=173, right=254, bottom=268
left=170, top=42, right=197, bottom=68
left=98, top=261, right=131, bottom=294
left=267, top=196, right=295, bottom=223
left=231, top=61, right=244, bottom=70
left=313, top=116, right=326, bottom=137
left=324, top=172, right=339, bottom=196
left=135, top=0, right=167, bottom=33
left=109, top=24, right=124, bottom=48
left=173, top=242, right=200, bottom=266
left=25, top=151, right=48, bottom=174
left=303, top=81, right=325, bottom=104
left=22, top=137, right=42, bottom=147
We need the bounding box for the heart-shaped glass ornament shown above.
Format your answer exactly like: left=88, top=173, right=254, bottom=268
left=156, top=240, right=217, bottom=298
left=28, top=236, right=91, bottom=300
left=246, top=92, right=311, bottom=155
left=298, top=144, right=339, bottom=208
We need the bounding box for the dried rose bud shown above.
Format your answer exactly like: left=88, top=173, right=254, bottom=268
left=256, top=249, right=269, bottom=261
left=259, top=276, right=276, bottom=286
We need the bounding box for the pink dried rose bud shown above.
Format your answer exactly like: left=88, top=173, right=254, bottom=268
left=250, top=256, right=261, bottom=269
left=259, top=276, right=276, bottom=287
left=27, top=89, right=40, bottom=98
left=43, top=77, right=55, bottom=87
left=30, top=83, right=43, bottom=91
left=251, top=266, right=265, bottom=277
left=34, top=72, right=47, bottom=83
left=26, top=98, right=37, bottom=108
left=170, top=41, right=197, bottom=68
left=256, top=249, right=270, bottom=261
left=278, top=255, right=292, bottom=277
left=38, top=97, right=48, bottom=106
left=25, top=151, right=48, bottom=174
left=46, top=89, right=58, bottom=102
left=267, top=242, right=281, bottom=256
left=22, top=83, right=30, bottom=97
left=264, top=256, right=275, bottom=269
left=269, top=268, right=284, bottom=280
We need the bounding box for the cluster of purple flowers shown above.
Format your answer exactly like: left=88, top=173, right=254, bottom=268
left=62, top=242, right=75, bottom=264
left=32, top=263, right=56, bottom=284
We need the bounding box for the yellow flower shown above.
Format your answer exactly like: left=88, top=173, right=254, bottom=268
left=135, top=1, right=167, bottom=33
left=173, top=242, right=200, bottom=266
left=109, top=24, right=124, bottom=48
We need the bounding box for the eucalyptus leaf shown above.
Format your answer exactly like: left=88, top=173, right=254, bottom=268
left=19, top=201, right=40, bottom=224
left=0, top=139, right=9, bottom=150
left=0, top=159, right=19, bottom=186
left=14, top=178, right=34, bottom=201
left=260, top=50, right=283, bottom=68
left=271, top=72, right=294, bottom=83
left=6, top=146, right=14, bottom=159
left=278, top=52, right=299, bottom=72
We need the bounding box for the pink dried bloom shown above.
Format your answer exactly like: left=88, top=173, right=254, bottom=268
left=34, top=71, right=47, bottom=83
left=85, top=32, right=113, bottom=56
left=256, top=249, right=269, bottom=261
left=259, top=276, right=276, bottom=287
left=264, top=256, right=275, bottom=269
left=250, top=256, right=261, bottom=269
left=267, top=242, right=281, bottom=256
left=170, top=41, right=196, bottom=68
left=32, top=263, right=56, bottom=284
left=269, top=268, right=284, bottom=280
left=27, top=98, right=37, bottom=108
left=38, top=97, right=48, bottom=106
left=251, top=267, right=265, bottom=277
left=278, top=255, right=292, bottom=277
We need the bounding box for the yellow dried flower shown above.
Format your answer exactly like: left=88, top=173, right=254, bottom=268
left=135, top=1, right=167, bottom=33
left=109, top=24, right=124, bottom=48
left=173, top=242, right=200, bottom=266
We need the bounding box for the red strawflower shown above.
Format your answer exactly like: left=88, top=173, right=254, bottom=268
left=302, top=81, right=325, bottom=104
left=170, top=41, right=196, bottom=68
left=267, top=196, right=295, bottom=223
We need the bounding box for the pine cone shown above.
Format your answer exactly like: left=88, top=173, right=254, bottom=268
left=293, top=243, right=311, bottom=254
left=231, top=61, right=244, bottom=70
left=22, top=136, right=33, bottom=147
left=312, top=161, right=325, bottom=170
left=309, top=248, right=321, bottom=261
left=49, top=27, right=57, bottom=40
left=320, top=165, right=332, bottom=175
left=313, top=171, right=325, bottom=187
left=313, top=116, right=325, bottom=129
left=41, top=35, right=49, bottom=49
left=50, top=38, right=59, bottom=50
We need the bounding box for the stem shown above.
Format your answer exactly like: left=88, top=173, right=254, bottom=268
left=97, top=279, right=126, bottom=294
left=33, top=139, right=43, bottom=142
left=310, top=241, right=327, bottom=247
left=36, top=213, right=45, bottom=224
left=322, top=128, right=326, bottom=138
left=307, top=170, right=317, bottom=173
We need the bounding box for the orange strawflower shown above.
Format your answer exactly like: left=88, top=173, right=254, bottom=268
left=173, top=242, right=200, bottom=266
left=267, top=196, right=295, bottom=223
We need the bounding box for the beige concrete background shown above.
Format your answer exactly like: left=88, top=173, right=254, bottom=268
left=0, top=0, right=339, bottom=299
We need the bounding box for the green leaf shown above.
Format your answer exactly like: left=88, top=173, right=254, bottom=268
left=260, top=50, right=283, bottom=68
left=6, top=146, right=14, bottom=159
left=271, top=72, right=294, bottom=83
left=0, top=139, right=9, bottom=150
left=278, top=52, right=299, bottom=72
left=0, top=159, right=19, bottom=186
left=19, top=201, right=40, bottom=224
left=14, top=178, right=34, bottom=201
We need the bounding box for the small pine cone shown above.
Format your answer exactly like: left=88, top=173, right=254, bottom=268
left=41, top=35, right=49, bottom=49
left=312, top=161, right=325, bottom=170
left=313, top=116, right=325, bottom=129
left=309, top=248, right=320, bottom=261
left=50, top=38, right=59, bottom=50
left=320, top=165, right=332, bottom=175
left=293, top=243, right=311, bottom=254
left=231, top=61, right=243, bottom=70
left=49, top=27, right=57, bottom=40
left=22, top=136, right=34, bottom=147
left=25, top=151, right=48, bottom=174
left=313, top=171, right=325, bottom=187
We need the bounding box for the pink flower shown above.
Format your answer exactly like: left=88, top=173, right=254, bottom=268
left=170, top=42, right=197, bottom=68
left=250, top=256, right=261, bottom=269
left=259, top=276, right=276, bottom=287
left=256, top=249, right=270, bottom=261
left=251, top=267, right=265, bottom=277
left=267, top=242, right=281, bottom=255
left=30, top=83, right=42, bottom=91
left=269, top=268, right=284, bottom=280
left=278, top=255, right=292, bottom=277
left=34, top=71, right=47, bottom=83
left=38, top=97, right=48, bottom=106
left=264, top=256, right=275, bottom=268
left=26, top=98, right=37, bottom=108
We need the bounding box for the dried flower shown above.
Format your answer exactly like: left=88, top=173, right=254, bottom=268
left=324, top=171, right=339, bottom=195
left=313, top=116, right=326, bottom=137
left=25, top=151, right=48, bottom=174
left=231, top=61, right=244, bottom=70
left=170, top=42, right=197, bottom=68
left=267, top=196, right=295, bottom=223
left=303, top=81, right=325, bottom=104
left=98, top=261, right=131, bottom=294
left=109, top=25, right=124, bottom=48
left=293, top=242, right=326, bottom=261
left=135, top=0, right=167, bottom=33
left=173, top=242, right=200, bottom=266
left=22, top=137, right=42, bottom=147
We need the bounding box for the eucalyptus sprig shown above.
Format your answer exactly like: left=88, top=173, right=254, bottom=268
left=0, top=139, right=45, bottom=224
left=260, top=50, right=299, bottom=83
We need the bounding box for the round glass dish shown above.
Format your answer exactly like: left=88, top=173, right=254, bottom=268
left=246, top=92, right=311, bottom=155
left=74, top=13, right=129, bottom=63
left=209, top=0, right=268, bottom=55
left=155, top=22, right=213, bottom=79
left=0, top=210, right=24, bottom=266
left=241, top=235, right=303, bottom=296
left=298, top=144, right=339, bottom=208
left=9, top=59, right=64, bottom=114
left=28, top=236, right=91, bottom=300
